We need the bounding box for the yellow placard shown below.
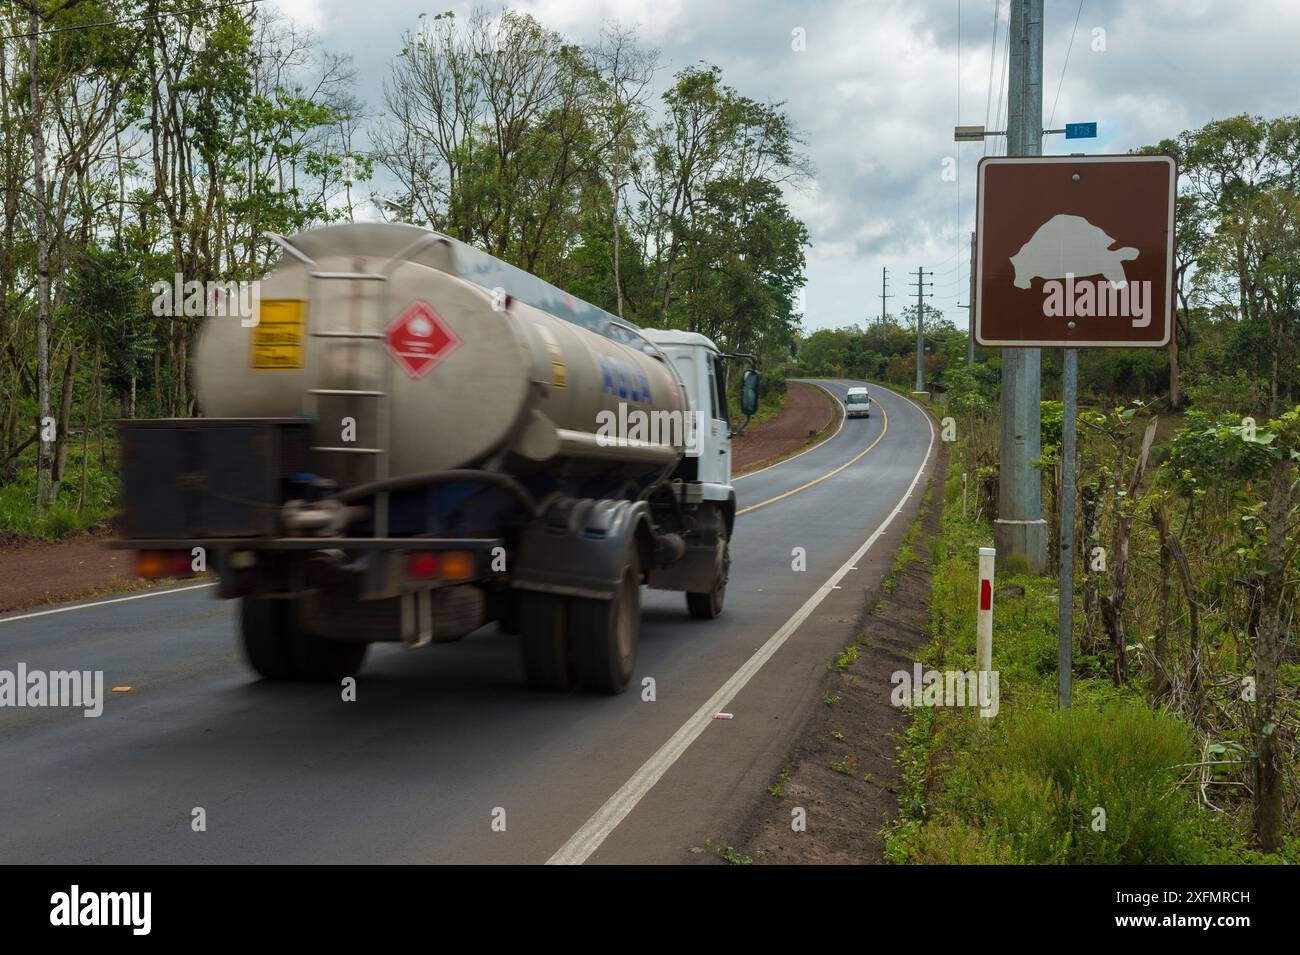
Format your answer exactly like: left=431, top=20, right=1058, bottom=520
left=537, top=325, right=567, bottom=388
left=250, top=299, right=305, bottom=369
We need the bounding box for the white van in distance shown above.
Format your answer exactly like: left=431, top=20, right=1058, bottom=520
left=845, top=386, right=871, bottom=418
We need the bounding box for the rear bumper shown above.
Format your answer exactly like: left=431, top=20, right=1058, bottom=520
left=110, top=537, right=503, bottom=552
left=116, top=536, right=506, bottom=601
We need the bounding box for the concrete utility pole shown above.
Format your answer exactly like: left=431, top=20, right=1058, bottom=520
left=967, top=230, right=976, bottom=365
left=909, top=267, right=933, bottom=394
left=994, top=0, right=1047, bottom=572
left=879, top=267, right=891, bottom=326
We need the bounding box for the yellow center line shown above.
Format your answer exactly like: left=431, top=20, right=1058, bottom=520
left=736, top=399, right=889, bottom=517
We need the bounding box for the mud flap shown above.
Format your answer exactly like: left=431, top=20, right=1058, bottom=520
left=512, top=497, right=651, bottom=600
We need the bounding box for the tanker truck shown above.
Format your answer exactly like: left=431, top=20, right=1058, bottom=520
left=116, top=222, right=759, bottom=693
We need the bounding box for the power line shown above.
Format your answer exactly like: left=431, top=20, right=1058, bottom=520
left=997, top=25, right=1011, bottom=155
left=1047, top=0, right=1086, bottom=129
left=982, top=0, right=1000, bottom=150
left=956, top=0, right=963, bottom=311
left=2, top=0, right=267, bottom=42
left=990, top=5, right=1012, bottom=157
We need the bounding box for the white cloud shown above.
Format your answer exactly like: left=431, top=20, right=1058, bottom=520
left=287, top=0, right=1300, bottom=330
left=270, top=0, right=327, bottom=32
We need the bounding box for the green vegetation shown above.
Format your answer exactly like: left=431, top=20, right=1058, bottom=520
left=714, top=843, right=754, bottom=865
left=768, top=767, right=791, bottom=797
left=829, top=754, right=857, bottom=776
left=0, top=438, right=116, bottom=538
left=884, top=400, right=1300, bottom=864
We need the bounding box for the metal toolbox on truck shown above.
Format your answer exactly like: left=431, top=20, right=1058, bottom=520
left=117, top=418, right=312, bottom=539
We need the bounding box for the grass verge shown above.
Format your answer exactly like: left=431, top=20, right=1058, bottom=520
left=881, top=438, right=1297, bottom=864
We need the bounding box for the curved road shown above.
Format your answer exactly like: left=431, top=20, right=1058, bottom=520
left=0, top=380, right=934, bottom=864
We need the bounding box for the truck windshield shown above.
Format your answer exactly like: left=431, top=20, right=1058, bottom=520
left=847, top=394, right=869, bottom=404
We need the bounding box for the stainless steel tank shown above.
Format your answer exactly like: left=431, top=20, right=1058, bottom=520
left=194, top=223, right=687, bottom=487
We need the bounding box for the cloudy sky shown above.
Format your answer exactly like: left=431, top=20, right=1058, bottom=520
left=268, top=0, right=1300, bottom=333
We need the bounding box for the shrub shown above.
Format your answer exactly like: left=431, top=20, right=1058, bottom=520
left=905, top=822, right=1020, bottom=864
left=988, top=705, right=1201, bottom=863
left=1182, top=369, right=1269, bottom=418
left=1163, top=410, right=1274, bottom=497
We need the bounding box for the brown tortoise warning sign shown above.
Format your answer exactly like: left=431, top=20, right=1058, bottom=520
left=974, top=154, right=1176, bottom=348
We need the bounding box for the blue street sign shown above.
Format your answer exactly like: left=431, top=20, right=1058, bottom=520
left=1065, top=122, right=1097, bottom=140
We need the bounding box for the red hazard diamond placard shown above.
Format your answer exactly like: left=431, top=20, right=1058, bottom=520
left=384, top=300, right=461, bottom=379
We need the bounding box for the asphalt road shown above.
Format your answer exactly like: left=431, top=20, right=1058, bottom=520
left=0, top=380, right=935, bottom=864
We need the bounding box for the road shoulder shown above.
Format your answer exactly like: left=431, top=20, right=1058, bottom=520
left=0, top=527, right=149, bottom=614
left=720, top=435, right=948, bottom=864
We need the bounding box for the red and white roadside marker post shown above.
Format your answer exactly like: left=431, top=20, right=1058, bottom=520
left=977, top=546, right=995, bottom=678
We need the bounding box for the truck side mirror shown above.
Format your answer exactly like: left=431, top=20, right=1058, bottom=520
left=741, top=370, right=760, bottom=417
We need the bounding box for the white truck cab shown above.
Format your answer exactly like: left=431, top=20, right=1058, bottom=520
left=641, top=329, right=741, bottom=500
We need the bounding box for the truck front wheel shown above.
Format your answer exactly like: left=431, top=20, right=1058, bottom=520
left=571, top=551, right=641, bottom=693
left=686, top=517, right=730, bottom=620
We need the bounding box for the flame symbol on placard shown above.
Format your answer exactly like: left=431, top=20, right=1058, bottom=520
left=409, top=315, right=433, bottom=337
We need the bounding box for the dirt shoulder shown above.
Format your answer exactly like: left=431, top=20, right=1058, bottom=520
left=732, top=380, right=838, bottom=474
left=0, top=526, right=143, bottom=615
left=724, top=439, right=948, bottom=864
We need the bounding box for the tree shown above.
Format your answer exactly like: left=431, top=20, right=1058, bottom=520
left=1240, top=409, right=1300, bottom=851
left=375, top=10, right=641, bottom=276
left=1143, top=115, right=1300, bottom=414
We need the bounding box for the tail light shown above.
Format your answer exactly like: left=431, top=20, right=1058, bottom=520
left=135, top=550, right=195, bottom=579
left=407, top=552, right=440, bottom=579
left=406, top=550, right=474, bottom=582
left=439, top=550, right=474, bottom=581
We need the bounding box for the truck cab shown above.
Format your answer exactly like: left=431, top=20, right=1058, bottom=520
left=641, top=330, right=735, bottom=497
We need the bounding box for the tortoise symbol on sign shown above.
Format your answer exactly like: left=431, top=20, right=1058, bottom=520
left=1010, top=214, right=1138, bottom=289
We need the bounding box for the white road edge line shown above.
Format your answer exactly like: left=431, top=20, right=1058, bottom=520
left=0, top=582, right=216, bottom=625
left=732, top=380, right=846, bottom=481
left=546, top=389, right=936, bottom=865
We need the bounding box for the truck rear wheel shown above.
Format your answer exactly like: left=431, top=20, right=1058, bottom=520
left=686, top=517, right=730, bottom=620
left=571, top=552, right=640, bottom=693
left=291, top=630, right=368, bottom=682
left=240, top=595, right=368, bottom=682
left=240, top=596, right=297, bottom=680
left=518, top=592, right=573, bottom=691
